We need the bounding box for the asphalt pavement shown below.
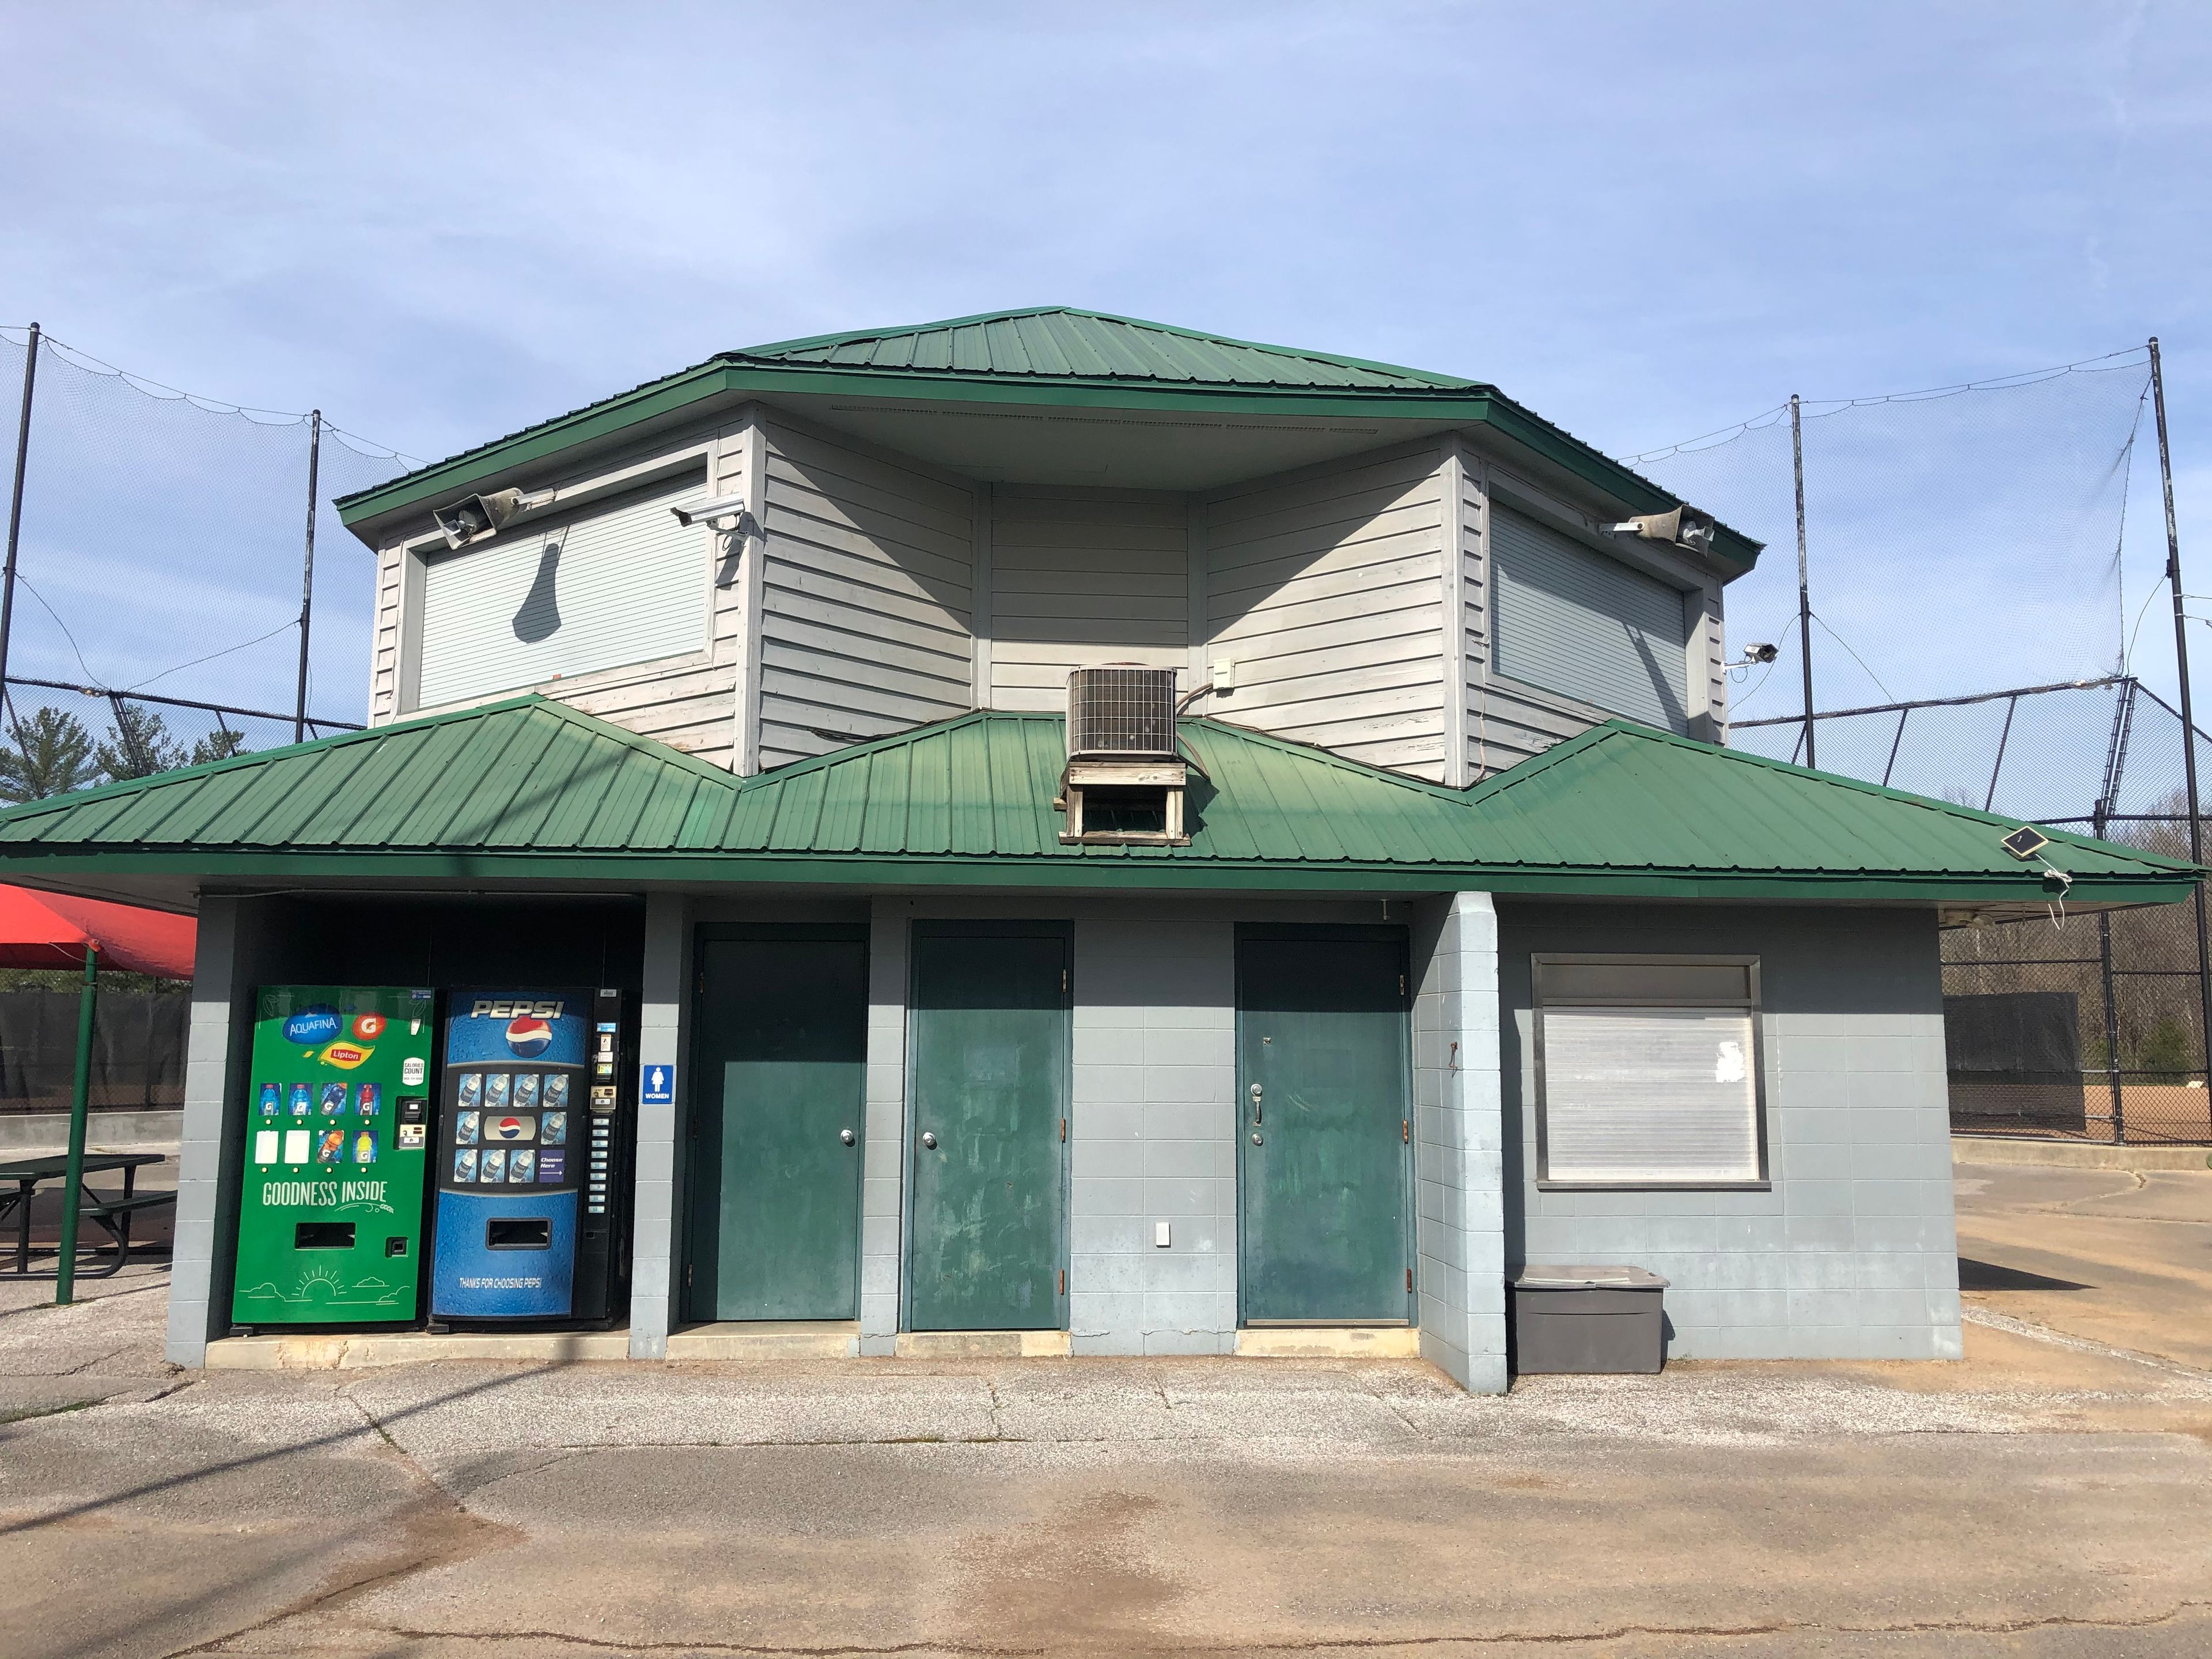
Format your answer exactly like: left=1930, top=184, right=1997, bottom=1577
left=0, top=1155, right=2208, bottom=1658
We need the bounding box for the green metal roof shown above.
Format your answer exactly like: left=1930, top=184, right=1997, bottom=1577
left=0, top=696, right=2191, bottom=904
left=727, top=308, right=1467, bottom=389
left=332, top=308, right=1761, bottom=567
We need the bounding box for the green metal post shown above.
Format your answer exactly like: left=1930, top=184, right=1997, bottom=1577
left=55, top=944, right=96, bottom=1305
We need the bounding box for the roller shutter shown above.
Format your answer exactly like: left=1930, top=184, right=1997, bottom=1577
left=418, top=475, right=710, bottom=708
left=1491, top=505, right=1690, bottom=732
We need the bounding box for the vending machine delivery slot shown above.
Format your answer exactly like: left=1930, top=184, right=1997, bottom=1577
left=431, top=988, right=628, bottom=1324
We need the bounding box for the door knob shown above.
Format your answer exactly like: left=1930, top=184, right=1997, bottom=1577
left=1251, top=1132, right=1263, bottom=1145
left=921, top=1131, right=938, bottom=1150
left=840, top=1128, right=857, bottom=1146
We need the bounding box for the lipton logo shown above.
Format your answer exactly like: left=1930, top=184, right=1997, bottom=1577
left=284, top=1007, right=342, bottom=1046
left=321, top=1043, right=374, bottom=1070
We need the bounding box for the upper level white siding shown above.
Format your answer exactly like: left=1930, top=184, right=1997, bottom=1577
left=370, top=411, right=1730, bottom=783
left=1201, top=442, right=1450, bottom=780
left=756, top=419, right=976, bottom=769
left=987, top=487, right=1188, bottom=713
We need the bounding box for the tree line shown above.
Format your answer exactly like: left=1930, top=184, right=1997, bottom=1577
left=0, top=702, right=248, bottom=804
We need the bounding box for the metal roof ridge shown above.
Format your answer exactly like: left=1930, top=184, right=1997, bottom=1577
left=720, top=306, right=1479, bottom=389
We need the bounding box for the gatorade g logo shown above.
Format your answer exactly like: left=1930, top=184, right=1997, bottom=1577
left=283, top=1007, right=342, bottom=1046
left=352, top=1013, right=388, bottom=1041
left=321, top=1043, right=374, bottom=1070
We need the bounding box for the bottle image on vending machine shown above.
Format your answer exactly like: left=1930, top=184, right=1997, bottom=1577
left=230, top=987, right=437, bottom=1329
left=430, top=988, right=624, bottom=1322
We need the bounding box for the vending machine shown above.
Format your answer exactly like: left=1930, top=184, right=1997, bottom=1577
left=430, top=987, right=628, bottom=1324
left=230, top=986, right=438, bottom=1330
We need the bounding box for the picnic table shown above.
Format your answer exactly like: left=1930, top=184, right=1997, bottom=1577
left=0, top=1150, right=171, bottom=1279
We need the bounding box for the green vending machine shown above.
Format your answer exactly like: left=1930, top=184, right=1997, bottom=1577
left=231, top=986, right=438, bottom=1329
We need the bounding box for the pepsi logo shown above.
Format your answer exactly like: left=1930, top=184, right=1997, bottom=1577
left=491, top=1116, right=527, bottom=1141
left=505, top=1016, right=553, bottom=1059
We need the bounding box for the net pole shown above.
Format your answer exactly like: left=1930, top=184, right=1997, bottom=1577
left=2094, top=686, right=2128, bottom=1138
left=0, top=322, right=40, bottom=712
left=293, top=411, right=321, bottom=744
left=1791, top=393, right=1816, bottom=770
left=2150, top=336, right=2212, bottom=1120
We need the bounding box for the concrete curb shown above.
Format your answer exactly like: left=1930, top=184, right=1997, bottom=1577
left=204, top=1330, right=631, bottom=1369
left=1234, top=1326, right=1423, bottom=1358
left=1953, top=1135, right=2212, bottom=1173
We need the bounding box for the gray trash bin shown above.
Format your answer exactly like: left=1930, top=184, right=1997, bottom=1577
left=1510, top=1264, right=1669, bottom=1374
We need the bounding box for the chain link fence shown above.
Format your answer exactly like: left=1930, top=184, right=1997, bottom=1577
left=1736, top=678, right=2212, bottom=1144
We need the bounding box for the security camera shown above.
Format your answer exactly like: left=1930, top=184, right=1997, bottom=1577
left=433, top=488, right=534, bottom=550
left=1728, top=642, right=1779, bottom=668
left=1607, top=505, right=1717, bottom=555
left=671, top=494, right=749, bottom=528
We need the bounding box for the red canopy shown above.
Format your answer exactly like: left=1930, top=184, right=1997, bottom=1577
left=0, top=885, right=196, bottom=977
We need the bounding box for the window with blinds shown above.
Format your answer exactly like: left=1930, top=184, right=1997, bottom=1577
left=415, top=474, right=711, bottom=709
left=1532, top=956, right=1766, bottom=1188
left=1490, top=504, right=1692, bottom=732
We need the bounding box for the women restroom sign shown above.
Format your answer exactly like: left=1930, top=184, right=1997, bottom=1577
left=641, top=1064, right=674, bottom=1107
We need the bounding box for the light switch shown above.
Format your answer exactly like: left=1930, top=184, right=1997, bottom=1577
left=1154, top=1221, right=1172, bottom=1248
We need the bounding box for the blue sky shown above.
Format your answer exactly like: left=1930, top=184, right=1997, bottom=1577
left=1, top=1, right=2206, bottom=745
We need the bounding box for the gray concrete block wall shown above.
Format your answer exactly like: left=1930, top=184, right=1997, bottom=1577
left=861, top=896, right=1382, bottom=1352
left=626, top=893, right=690, bottom=1359
left=1411, top=892, right=1508, bottom=1393
left=1499, top=902, right=1961, bottom=1362
left=165, top=895, right=240, bottom=1366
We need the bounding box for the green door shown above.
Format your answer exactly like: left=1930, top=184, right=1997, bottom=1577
left=907, top=926, right=1069, bottom=1332
left=1238, top=931, right=1412, bottom=1324
left=685, top=932, right=867, bottom=1321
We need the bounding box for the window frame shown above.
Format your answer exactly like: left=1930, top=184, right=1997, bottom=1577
left=1530, top=952, right=1770, bottom=1192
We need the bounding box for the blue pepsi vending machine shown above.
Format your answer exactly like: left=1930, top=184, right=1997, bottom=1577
left=430, top=987, right=628, bottom=1324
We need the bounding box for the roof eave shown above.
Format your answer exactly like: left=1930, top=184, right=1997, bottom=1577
left=0, top=846, right=2186, bottom=906
left=335, top=361, right=1763, bottom=567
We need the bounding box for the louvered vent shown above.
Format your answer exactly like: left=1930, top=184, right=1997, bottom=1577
left=1066, top=666, right=1178, bottom=759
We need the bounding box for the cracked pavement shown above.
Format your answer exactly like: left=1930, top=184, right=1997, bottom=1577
left=1, top=1160, right=2210, bottom=1657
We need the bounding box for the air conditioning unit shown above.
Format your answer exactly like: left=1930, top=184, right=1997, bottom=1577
left=1060, top=666, right=1188, bottom=846
left=1067, top=665, right=1179, bottom=760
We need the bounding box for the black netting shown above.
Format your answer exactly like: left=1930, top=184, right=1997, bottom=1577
left=0, top=990, right=187, bottom=1115
left=1635, top=349, right=2210, bottom=1143
left=0, top=327, right=414, bottom=801
left=1641, top=353, right=2150, bottom=711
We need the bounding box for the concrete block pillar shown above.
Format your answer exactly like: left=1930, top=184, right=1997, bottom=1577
left=858, top=899, right=910, bottom=1353
left=627, top=892, right=691, bottom=1358
left=165, top=895, right=243, bottom=1367
left=1412, top=890, right=1508, bottom=1393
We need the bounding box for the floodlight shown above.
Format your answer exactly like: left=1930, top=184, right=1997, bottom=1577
left=1606, top=506, right=1718, bottom=555
left=433, top=488, right=532, bottom=551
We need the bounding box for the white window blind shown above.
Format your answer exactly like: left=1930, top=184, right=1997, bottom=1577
left=1534, top=956, right=1763, bottom=1187
left=416, top=474, right=710, bottom=709
left=1491, top=505, right=1691, bottom=732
